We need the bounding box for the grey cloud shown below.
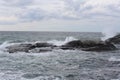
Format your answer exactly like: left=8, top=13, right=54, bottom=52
left=0, top=0, right=120, bottom=24
left=18, top=9, right=46, bottom=22
left=3, top=0, right=33, bottom=7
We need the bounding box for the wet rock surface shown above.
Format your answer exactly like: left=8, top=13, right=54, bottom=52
left=6, top=43, right=33, bottom=53
left=6, top=43, right=55, bottom=53
left=6, top=40, right=117, bottom=53
left=33, top=42, right=56, bottom=48
left=61, top=40, right=83, bottom=48
left=62, top=40, right=117, bottom=51
left=81, top=41, right=117, bottom=51
left=29, top=47, right=52, bottom=53
left=6, top=34, right=120, bottom=53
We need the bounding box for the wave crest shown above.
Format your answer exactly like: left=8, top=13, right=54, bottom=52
left=47, top=36, right=77, bottom=46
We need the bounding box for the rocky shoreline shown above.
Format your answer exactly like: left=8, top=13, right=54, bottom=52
left=6, top=34, right=120, bottom=53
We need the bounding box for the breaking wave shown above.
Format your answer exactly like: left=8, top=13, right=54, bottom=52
left=47, top=36, right=77, bottom=46
left=0, top=36, right=77, bottom=51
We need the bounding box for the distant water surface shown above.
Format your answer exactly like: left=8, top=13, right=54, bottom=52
left=0, top=31, right=102, bottom=44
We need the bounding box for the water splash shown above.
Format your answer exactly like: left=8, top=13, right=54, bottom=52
left=101, top=27, right=117, bottom=41
left=47, top=36, right=77, bottom=46
left=0, top=41, right=10, bottom=49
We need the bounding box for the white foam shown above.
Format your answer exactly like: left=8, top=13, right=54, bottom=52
left=0, top=41, right=12, bottom=51
left=47, top=36, right=77, bottom=46
left=0, top=37, right=77, bottom=52
left=109, top=57, right=120, bottom=61
left=0, top=41, right=21, bottom=52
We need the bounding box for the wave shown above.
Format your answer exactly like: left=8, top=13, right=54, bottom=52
left=109, top=57, right=120, bottom=61
left=0, top=35, right=119, bottom=53
left=47, top=36, right=77, bottom=46
left=0, top=36, right=77, bottom=50
left=0, top=41, right=11, bottom=50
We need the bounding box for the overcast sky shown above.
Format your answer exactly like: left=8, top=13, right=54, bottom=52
left=0, top=0, right=119, bottom=32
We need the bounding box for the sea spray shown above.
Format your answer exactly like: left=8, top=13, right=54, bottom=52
left=47, top=36, right=77, bottom=46
left=0, top=41, right=10, bottom=49
left=102, top=27, right=117, bottom=41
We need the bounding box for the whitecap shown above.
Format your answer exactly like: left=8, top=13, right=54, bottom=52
left=47, top=36, right=77, bottom=46
left=109, top=56, right=120, bottom=61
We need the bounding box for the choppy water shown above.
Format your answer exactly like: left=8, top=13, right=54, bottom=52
left=0, top=31, right=120, bottom=80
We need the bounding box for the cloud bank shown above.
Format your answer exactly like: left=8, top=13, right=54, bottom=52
left=0, top=0, right=119, bottom=32
left=0, top=0, right=120, bottom=24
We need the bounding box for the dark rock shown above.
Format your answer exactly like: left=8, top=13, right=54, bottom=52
left=6, top=43, right=34, bottom=53
left=62, top=40, right=117, bottom=51
left=81, top=41, right=117, bottom=51
left=6, top=39, right=118, bottom=53
left=29, top=47, right=52, bottom=53
left=6, top=42, right=55, bottom=53
left=62, top=40, right=105, bottom=48
left=81, top=40, right=103, bottom=48
left=59, top=47, right=75, bottom=50
left=61, top=40, right=83, bottom=48
left=34, top=42, right=56, bottom=48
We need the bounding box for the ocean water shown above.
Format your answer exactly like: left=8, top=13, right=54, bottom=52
left=0, top=31, right=120, bottom=80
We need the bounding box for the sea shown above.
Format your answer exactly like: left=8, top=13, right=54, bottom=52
left=0, top=31, right=120, bottom=80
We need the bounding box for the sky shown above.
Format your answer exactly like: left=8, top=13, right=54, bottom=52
left=0, top=0, right=119, bottom=32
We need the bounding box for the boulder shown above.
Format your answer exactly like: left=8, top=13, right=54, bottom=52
left=81, top=41, right=117, bottom=51
left=62, top=40, right=117, bottom=51
left=6, top=42, right=56, bottom=53
left=80, top=40, right=101, bottom=48
left=6, top=39, right=118, bottom=53
left=61, top=40, right=83, bottom=48
left=29, top=47, right=52, bottom=53
left=59, top=47, right=75, bottom=50
left=6, top=43, right=34, bottom=53
left=33, top=42, right=56, bottom=48
left=62, top=40, right=101, bottom=48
